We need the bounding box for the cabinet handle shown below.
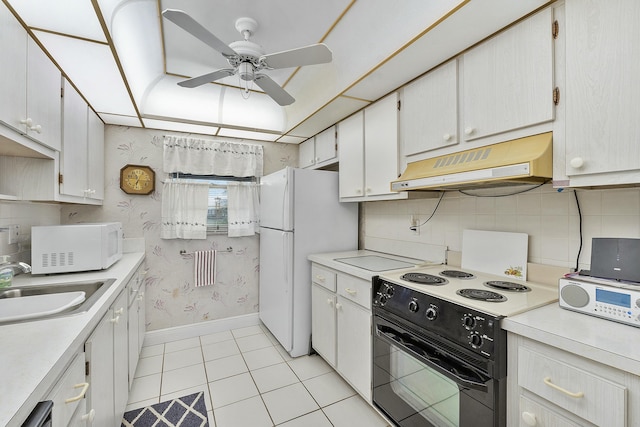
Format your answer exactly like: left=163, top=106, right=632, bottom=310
left=137, top=292, right=144, bottom=301
left=335, top=302, right=342, bottom=310
left=443, top=133, right=452, bottom=141
left=65, top=382, right=90, bottom=403
left=315, top=274, right=326, bottom=282
left=464, top=127, right=476, bottom=136
left=521, top=411, right=537, bottom=426
left=327, top=298, right=334, bottom=307
left=543, top=377, right=584, bottom=398
left=81, top=408, right=96, bottom=423
left=114, top=307, right=124, bottom=315
left=356, top=189, right=362, bottom=194
left=366, top=187, right=372, bottom=193
left=344, top=288, right=357, bottom=296
left=110, top=315, right=121, bottom=324
left=570, top=157, right=584, bottom=169
left=20, top=118, right=33, bottom=127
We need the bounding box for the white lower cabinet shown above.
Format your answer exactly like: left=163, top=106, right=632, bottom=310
left=311, top=264, right=372, bottom=401
left=85, top=289, right=128, bottom=426
left=46, top=352, right=90, bottom=427
left=127, top=265, right=147, bottom=388
left=507, top=333, right=639, bottom=427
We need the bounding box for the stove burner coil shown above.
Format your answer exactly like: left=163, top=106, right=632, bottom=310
left=440, top=270, right=476, bottom=279
left=456, top=288, right=507, bottom=302
left=484, top=280, right=531, bottom=292
left=400, top=272, right=448, bottom=286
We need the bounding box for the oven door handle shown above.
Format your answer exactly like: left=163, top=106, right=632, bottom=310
left=377, top=328, right=489, bottom=392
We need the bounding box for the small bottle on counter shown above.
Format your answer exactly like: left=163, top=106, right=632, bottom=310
left=0, top=255, right=14, bottom=288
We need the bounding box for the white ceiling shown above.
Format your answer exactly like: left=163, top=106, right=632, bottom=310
left=3, top=0, right=552, bottom=143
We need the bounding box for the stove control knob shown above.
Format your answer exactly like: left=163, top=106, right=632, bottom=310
left=635, top=298, right=640, bottom=308
left=469, top=332, right=483, bottom=349
left=408, top=300, right=419, bottom=313
left=385, top=285, right=395, bottom=297
left=462, top=314, right=476, bottom=330
left=379, top=294, right=389, bottom=306
left=425, top=307, right=438, bottom=321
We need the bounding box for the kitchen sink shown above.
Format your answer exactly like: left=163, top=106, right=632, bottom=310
left=0, top=279, right=116, bottom=324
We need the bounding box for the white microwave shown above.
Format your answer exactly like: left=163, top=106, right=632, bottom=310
left=31, top=222, right=123, bottom=274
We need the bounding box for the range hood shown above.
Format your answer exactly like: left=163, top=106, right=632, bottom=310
left=392, top=132, right=553, bottom=191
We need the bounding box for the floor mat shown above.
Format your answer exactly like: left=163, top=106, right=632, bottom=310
left=121, top=391, right=209, bottom=427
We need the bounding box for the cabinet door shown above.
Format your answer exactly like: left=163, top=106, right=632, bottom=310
left=0, top=3, right=27, bottom=132
left=85, top=309, right=115, bottom=427
left=61, top=80, right=88, bottom=197
left=127, top=298, right=139, bottom=389
left=565, top=0, right=640, bottom=177
left=338, top=111, right=364, bottom=198
left=315, top=126, right=337, bottom=164
left=462, top=8, right=554, bottom=141
left=337, top=296, right=371, bottom=401
left=402, top=60, right=458, bottom=156
left=311, top=284, right=337, bottom=366
left=364, top=92, right=399, bottom=197
left=26, top=38, right=62, bottom=151
left=112, top=291, right=128, bottom=421
left=87, top=108, right=104, bottom=200
left=138, top=278, right=146, bottom=353
left=299, top=138, right=315, bottom=168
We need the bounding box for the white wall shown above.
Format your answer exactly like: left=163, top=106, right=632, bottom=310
left=0, top=201, right=60, bottom=263
left=362, top=184, right=640, bottom=270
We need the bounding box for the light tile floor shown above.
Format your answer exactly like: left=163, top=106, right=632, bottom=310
left=125, top=324, right=390, bottom=427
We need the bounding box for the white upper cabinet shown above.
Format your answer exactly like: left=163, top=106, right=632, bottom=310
left=0, top=5, right=62, bottom=151
left=402, top=60, right=458, bottom=156
left=562, top=0, right=640, bottom=186
left=339, top=94, right=408, bottom=202
left=298, top=126, right=337, bottom=169
left=462, top=8, right=554, bottom=142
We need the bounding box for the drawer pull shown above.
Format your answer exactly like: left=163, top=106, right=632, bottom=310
left=521, top=411, right=537, bottom=426
left=81, top=408, right=96, bottom=422
left=344, top=288, right=357, bottom=296
left=110, top=315, right=121, bottom=324
left=65, top=382, right=89, bottom=403
left=315, top=275, right=326, bottom=282
left=327, top=298, right=334, bottom=307
left=335, top=302, right=342, bottom=310
left=114, top=307, right=124, bottom=315
left=543, top=377, right=584, bottom=398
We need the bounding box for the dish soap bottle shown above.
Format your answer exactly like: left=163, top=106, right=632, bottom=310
left=0, top=256, right=14, bottom=288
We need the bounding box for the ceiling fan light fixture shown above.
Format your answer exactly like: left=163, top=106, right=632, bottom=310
left=238, top=62, right=255, bottom=81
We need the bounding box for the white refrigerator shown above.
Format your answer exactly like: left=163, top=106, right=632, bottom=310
left=259, top=167, right=358, bottom=357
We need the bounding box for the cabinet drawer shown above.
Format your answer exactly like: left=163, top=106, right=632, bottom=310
left=518, top=347, right=626, bottom=427
left=312, top=265, right=336, bottom=291
left=48, top=352, right=87, bottom=427
left=520, top=396, right=585, bottom=427
left=337, top=274, right=370, bottom=309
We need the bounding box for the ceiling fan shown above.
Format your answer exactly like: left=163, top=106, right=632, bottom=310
left=162, top=9, right=333, bottom=106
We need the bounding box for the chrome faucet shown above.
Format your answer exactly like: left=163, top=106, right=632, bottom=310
left=0, top=262, right=32, bottom=275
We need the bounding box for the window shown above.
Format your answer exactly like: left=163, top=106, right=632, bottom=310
left=170, top=174, right=255, bottom=234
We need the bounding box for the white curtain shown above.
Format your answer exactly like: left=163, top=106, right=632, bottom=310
left=227, top=182, right=260, bottom=237
left=161, top=180, right=210, bottom=240
left=163, top=136, right=263, bottom=177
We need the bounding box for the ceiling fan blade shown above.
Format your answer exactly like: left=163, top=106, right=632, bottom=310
left=254, top=74, right=295, bottom=106
left=261, top=43, right=332, bottom=69
left=162, top=9, right=237, bottom=58
left=178, top=69, right=236, bottom=88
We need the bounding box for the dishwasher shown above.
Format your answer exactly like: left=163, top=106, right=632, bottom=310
left=21, top=401, right=53, bottom=426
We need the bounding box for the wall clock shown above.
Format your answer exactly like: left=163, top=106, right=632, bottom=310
left=119, top=164, right=155, bottom=195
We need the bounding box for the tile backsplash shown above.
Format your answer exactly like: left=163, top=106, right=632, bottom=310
left=362, top=184, right=640, bottom=271
left=0, top=201, right=61, bottom=263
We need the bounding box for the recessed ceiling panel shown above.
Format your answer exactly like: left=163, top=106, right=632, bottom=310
left=33, top=30, right=137, bottom=116
left=142, top=118, right=219, bottom=136
left=98, top=113, right=143, bottom=127
left=8, top=0, right=106, bottom=42
left=286, top=96, right=369, bottom=138
left=161, top=0, right=350, bottom=91
left=216, top=128, right=280, bottom=142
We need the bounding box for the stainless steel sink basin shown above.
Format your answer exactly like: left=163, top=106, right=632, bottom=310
left=0, top=279, right=116, bottom=324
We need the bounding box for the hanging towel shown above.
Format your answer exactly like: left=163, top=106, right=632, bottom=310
left=194, top=250, right=216, bottom=287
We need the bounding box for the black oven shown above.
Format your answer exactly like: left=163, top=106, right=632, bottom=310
left=372, top=277, right=507, bottom=427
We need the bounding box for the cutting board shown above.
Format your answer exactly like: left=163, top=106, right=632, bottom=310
left=461, top=230, right=528, bottom=280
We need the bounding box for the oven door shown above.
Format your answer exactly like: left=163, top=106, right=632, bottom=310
left=372, top=313, right=504, bottom=427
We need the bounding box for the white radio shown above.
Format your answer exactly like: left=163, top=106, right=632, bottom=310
left=559, top=277, right=640, bottom=328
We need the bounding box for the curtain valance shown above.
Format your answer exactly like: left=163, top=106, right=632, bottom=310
left=163, top=136, right=263, bottom=177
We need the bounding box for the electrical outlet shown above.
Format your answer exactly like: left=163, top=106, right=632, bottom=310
left=410, top=216, right=420, bottom=235
left=7, top=225, right=19, bottom=244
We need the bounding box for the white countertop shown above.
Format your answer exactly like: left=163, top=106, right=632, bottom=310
left=0, top=252, right=145, bottom=427
left=502, top=302, right=640, bottom=375
left=308, top=250, right=429, bottom=280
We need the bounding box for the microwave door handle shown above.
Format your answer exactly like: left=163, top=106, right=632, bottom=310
left=376, top=328, right=489, bottom=391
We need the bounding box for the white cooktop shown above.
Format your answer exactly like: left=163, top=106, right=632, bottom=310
left=379, top=265, right=558, bottom=317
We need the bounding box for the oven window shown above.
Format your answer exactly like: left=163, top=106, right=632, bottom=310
left=388, top=342, right=459, bottom=426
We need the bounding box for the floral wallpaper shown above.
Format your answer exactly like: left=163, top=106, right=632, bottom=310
left=61, top=126, right=298, bottom=331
